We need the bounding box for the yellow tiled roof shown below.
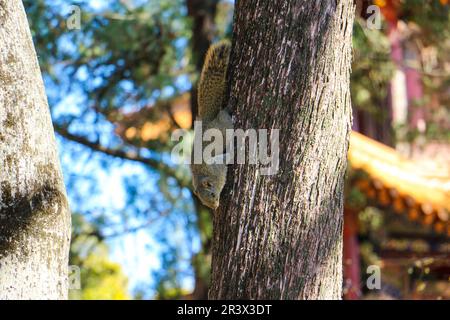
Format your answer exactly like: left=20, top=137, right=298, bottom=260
left=349, top=131, right=450, bottom=235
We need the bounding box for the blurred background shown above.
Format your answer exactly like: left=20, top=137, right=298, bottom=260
left=23, top=0, right=449, bottom=299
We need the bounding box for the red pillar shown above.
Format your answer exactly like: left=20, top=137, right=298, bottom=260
left=404, top=44, right=425, bottom=132
left=383, top=0, right=425, bottom=132
left=343, top=208, right=362, bottom=299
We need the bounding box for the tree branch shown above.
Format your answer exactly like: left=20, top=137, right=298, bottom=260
left=54, top=124, right=190, bottom=188
left=100, top=209, right=171, bottom=239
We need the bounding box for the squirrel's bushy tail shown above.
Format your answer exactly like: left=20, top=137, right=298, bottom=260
left=197, top=40, right=231, bottom=121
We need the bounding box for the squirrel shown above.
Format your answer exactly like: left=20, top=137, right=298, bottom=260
left=190, top=40, right=233, bottom=209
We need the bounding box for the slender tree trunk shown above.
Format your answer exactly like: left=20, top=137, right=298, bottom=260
left=210, top=1, right=354, bottom=299
left=0, top=0, right=71, bottom=299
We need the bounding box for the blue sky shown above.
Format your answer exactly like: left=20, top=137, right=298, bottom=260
left=58, top=129, right=196, bottom=296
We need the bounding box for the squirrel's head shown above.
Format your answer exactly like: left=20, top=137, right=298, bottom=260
left=193, top=177, right=220, bottom=210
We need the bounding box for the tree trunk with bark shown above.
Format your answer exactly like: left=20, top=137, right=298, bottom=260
left=0, top=0, right=71, bottom=299
left=210, top=1, right=355, bottom=299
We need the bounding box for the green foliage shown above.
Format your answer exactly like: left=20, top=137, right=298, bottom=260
left=352, top=2, right=450, bottom=143
left=25, top=0, right=193, bottom=152
left=152, top=246, right=189, bottom=300
left=358, top=206, right=384, bottom=235
left=395, top=1, right=450, bottom=142
left=351, top=18, right=394, bottom=119
left=69, top=214, right=130, bottom=300
left=401, top=0, right=450, bottom=44
left=24, top=0, right=204, bottom=298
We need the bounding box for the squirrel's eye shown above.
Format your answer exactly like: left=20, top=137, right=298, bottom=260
left=203, top=181, right=212, bottom=188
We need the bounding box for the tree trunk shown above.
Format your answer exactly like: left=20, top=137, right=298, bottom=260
left=0, top=0, right=71, bottom=299
left=210, top=0, right=354, bottom=299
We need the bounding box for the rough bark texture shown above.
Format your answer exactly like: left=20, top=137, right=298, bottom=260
left=0, top=0, right=71, bottom=299
left=210, top=0, right=354, bottom=299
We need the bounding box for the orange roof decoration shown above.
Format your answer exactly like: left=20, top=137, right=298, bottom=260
left=348, top=131, right=450, bottom=236
left=115, top=93, right=192, bottom=143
